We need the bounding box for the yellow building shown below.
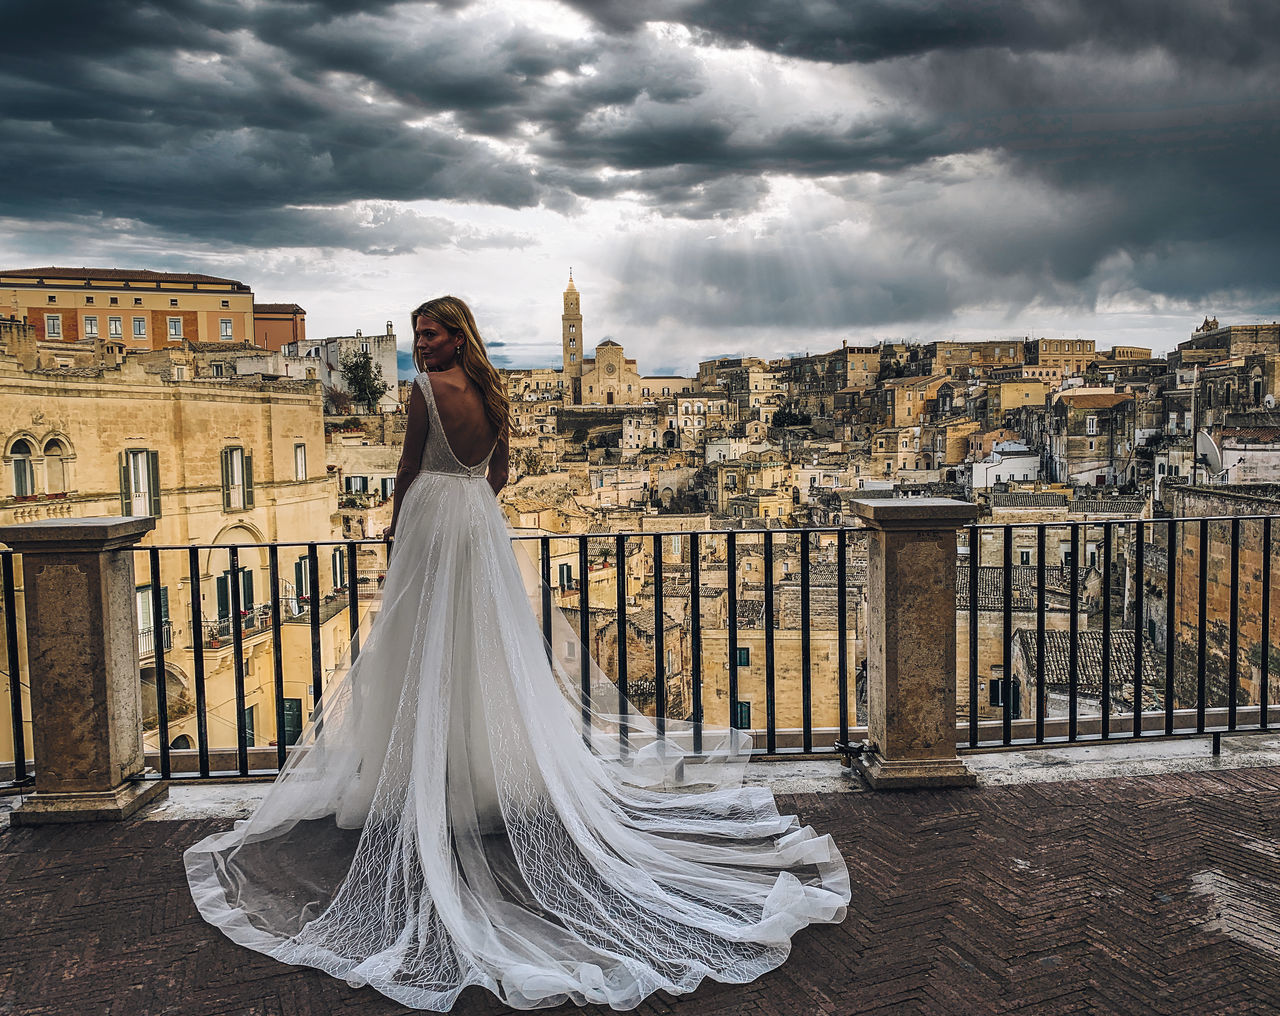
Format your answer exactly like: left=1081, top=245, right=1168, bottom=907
left=1026, top=338, right=1097, bottom=379
left=0, top=347, right=349, bottom=773
left=0, top=266, right=257, bottom=352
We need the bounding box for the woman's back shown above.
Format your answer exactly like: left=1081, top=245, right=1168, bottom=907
left=424, top=369, right=497, bottom=469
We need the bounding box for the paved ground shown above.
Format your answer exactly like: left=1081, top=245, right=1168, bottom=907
left=6, top=757, right=1280, bottom=1015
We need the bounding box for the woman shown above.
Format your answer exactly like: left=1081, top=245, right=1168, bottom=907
left=185, top=295, right=850, bottom=1011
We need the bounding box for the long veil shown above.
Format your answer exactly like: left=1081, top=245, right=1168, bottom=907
left=185, top=470, right=849, bottom=1011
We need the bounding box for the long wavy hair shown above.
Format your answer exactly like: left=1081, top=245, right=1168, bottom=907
left=410, top=295, right=509, bottom=438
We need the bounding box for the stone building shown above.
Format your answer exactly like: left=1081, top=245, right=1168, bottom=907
left=1024, top=337, right=1097, bottom=379
left=0, top=346, right=348, bottom=774
left=1045, top=390, right=1136, bottom=487
left=0, top=266, right=257, bottom=350
left=253, top=302, right=306, bottom=352
left=284, top=322, right=399, bottom=413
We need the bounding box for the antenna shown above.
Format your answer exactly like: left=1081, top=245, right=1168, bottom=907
left=1195, top=429, right=1223, bottom=476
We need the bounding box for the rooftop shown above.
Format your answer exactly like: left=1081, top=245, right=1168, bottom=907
left=6, top=740, right=1280, bottom=1013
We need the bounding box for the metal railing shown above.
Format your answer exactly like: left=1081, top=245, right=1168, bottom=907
left=962, top=514, right=1277, bottom=750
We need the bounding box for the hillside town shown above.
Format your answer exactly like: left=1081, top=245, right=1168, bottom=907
left=2, top=266, right=1279, bottom=760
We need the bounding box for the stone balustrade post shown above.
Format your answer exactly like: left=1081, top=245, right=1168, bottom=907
left=851, top=498, right=979, bottom=789
left=0, top=516, right=167, bottom=822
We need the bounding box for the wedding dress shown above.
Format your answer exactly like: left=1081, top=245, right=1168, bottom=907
left=185, top=372, right=851, bottom=1011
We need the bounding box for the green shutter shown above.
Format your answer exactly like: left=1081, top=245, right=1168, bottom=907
left=220, top=448, right=232, bottom=511
left=159, top=586, right=170, bottom=624
left=147, top=450, right=162, bottom=517
left=241, top=568, right=254, bottom=611
left=216, top=573, right=230, bottom=620
left=119, top=451, right=131, bottom=515
left=244, top=453, right=254, bottom=507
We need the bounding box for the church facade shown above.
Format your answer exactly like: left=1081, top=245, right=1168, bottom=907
left=558, top=273, right=690, bottom=406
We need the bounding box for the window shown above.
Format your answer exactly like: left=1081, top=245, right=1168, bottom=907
left=119, top=448, right=161, bottom=516
left=47, top=294, right=56, bottom=304
left=85, top=296, right=95, bottom=305
left=169, top=298, right=178, bottom=308
left=1020, top=550, right=1031, bottom=566
left=243, top=705, right=256, bottom=747
left=109, top=296, right=118, bottom=306
left=213, top=362, right=225, bottom=377
left=9, top=439, right=34, bottom=496
left=220, top=446, right=254, bottom=511
left=221, top=299, right=230, bottom=309
left=990, top=677, right=1005, bottom=707
left=84, top=315, right=98, bottom=338
left=1085, top=415, right=1098, bottom=435
left=282, top=698, right=304, bottom=745
left=134, top=297, right=142, bottom=306
left=736, top=647, right=750, bottom=667
left=135, top=583, right=171, bottom=655
left=174, top=366, right=186, bottom=381
left=168, top=317, right=182, bottom=339
left=557, top=563, right=573, bottom=589
left=43, top=438, right=69, bottom=492
left=45, top=314, right=61, bottom=337
left=344, top=475, right=368, bottom=493
left=220, top=318, right=233, bottom=339
left=108, top=316, right=122, bottom=338
left=332, top=547, right=346, bottom=588
left=733, top=701, right=751, bottom=729
left=294, top=443, right=306, bottom=481
left=569, top=353, right=576, bottom=363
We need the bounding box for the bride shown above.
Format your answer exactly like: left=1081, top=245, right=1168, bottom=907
left=185, top=295, right=851, bottom=1011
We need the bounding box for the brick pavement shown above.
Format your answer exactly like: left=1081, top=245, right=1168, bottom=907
left=5, top=768, right=1280, bottom=1015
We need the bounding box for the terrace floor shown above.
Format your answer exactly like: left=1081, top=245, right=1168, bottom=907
left=6, top=737, right=1280, bottom=1015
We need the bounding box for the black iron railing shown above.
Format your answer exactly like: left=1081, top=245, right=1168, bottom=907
left=962, top=514, right=1277, bottom=749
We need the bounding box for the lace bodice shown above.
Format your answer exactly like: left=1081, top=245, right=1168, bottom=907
left=414, top=372, right=494, bottom=479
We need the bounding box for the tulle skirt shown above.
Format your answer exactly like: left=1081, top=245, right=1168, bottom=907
left=185, top=468, right=850, bottom=1011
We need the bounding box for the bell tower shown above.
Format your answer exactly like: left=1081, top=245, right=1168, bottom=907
left=562, top=269, right=583, bottom=381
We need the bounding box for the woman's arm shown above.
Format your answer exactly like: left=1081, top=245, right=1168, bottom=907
left=384, top=381, right=428, bottom=540
left=487, top=425, right=510, bottom=496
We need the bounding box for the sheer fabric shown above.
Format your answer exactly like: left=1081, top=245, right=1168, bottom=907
left=185, top=372, right=850, bottom=1011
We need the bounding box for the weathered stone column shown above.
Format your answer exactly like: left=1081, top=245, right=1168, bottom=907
left=0, top=517, right=167, bottom=822
left=851, top=498, right=979, bottom=790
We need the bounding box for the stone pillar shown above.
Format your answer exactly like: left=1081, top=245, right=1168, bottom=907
left=851, top=498, right=979, bottom=790
left=0, top=517, right=168, bottom=822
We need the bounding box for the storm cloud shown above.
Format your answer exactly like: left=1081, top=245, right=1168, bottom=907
left=3, top=0, right=1278, bottom=365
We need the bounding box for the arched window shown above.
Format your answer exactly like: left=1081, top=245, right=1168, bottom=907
left=43, top=438, right=69, bottom=493
left=9, top=439, right=34, bottom=496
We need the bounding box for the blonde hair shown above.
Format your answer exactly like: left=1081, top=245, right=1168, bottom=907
left=410, top=295, right=509, bottom=439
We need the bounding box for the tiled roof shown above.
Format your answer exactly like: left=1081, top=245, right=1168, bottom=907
left=253, top=303, right=306, bottom=314
left=1014, top=628, right=1163, bottom=703
left=1222, top=428, right=1280, bottom=443
left=1072, top=498, right=1145, bottom=516
left=956, top=565, right=1074, bottom=611
left=2, top=266, right=248, bottom=287
left=1057, top=392, right=1133, bottom=409
left=991, top=493, right=1068, bottom=508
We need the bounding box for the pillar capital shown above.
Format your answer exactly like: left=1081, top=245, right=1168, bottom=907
left=850, top=497, right=978, bottom=789
left=1, top=515, right=166, bottom=822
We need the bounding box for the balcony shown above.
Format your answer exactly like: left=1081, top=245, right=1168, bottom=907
left=3, top=506, right=1280, bottom=1012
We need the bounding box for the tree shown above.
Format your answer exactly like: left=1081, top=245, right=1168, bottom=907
left=339, top=349, right=390, bottom=414
left=519, top=448, right=547, bottom=476
left=323, top=384, right=353, bottom=416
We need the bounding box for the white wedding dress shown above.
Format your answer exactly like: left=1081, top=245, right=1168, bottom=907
left=185, top=372, right=850, bottom=1011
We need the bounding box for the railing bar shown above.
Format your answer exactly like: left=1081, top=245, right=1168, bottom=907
left=617, top=533, right=631, bottom=760
left=968, top=525, right=979, bottom=747
left=1228, top=516, right=1240, bottom=732
left=188, top=546, right=210, bottom=778
left=837, top=527, right=849, bottom=751
left=1165, top=518, right=1176, bottom=737
left=269, top=545, right=286, bottom=772
left=801, top=529, right=813, bottom=753
left=1197, top=520, right=1208, bottom=733
left=1101, top=523, right=1112, bottom=740
left=2, top=552, right=28, bottom=784
left=1263, top=517, right=1271, bottom=731
left=308, top=543, right=323, bottom=713
left=764, top=531, right=776, bottom=755
left=1069, top=523, right=1079, bottom=742
left=229, top=545, right=248, bottom=777
left=653, top=534, right=666, bottom=738
left=580, top=537, right=593, bottom=745
left=1002, top=525, right=1012, bottom=746
left=728, top=531, right=739, bottom=733
left=1133, top=521, right=1145, bottom=739
left=346, top=540, right=361, bottom=664
left=688, top=532, right=700, bottom=754
left=540, top=535, right=552, bottom=650
left=1035, top=525, right=1046, bottom=745
left=148, top=546, right=171, bottom=780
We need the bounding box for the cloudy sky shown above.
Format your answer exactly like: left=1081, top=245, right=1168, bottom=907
left=4, top=0, right=1279, bottom=375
